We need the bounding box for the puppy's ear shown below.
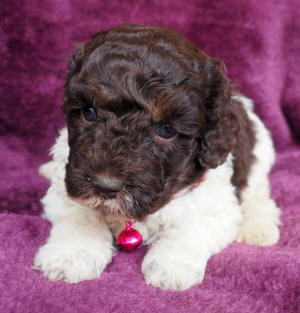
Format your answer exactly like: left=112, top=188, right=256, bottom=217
left=63, top=30, right=109, bottom=121
left=66, top=45, right=85, bottom=80
left=197, top=58, right=239, bottom=169
left=66, top=29, right=110, bottom=80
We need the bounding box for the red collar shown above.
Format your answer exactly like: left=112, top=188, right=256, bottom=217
left=171, top=171, right=209, bottom=200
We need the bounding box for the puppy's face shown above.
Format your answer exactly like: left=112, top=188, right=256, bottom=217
left=63, top=24, right=238, bottom=219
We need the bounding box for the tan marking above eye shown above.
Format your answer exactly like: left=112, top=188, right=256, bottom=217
left=148, top=94, right=173, bottom=122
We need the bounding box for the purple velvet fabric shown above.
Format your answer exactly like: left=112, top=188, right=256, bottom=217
left=0, top=1, right=299, bottom=312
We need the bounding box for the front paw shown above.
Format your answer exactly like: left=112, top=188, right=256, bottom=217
left=142, top=251, right=205, bottom=291
left=33, top=243, right=113, bottom=283
left=236, top=219, right=280, bottom=246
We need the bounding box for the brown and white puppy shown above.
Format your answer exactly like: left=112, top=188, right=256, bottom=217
left=34, top=24, right=281, bottom=290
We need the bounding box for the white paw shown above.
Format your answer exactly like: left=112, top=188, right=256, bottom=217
left=142, top=251, right=205, bottom=291
left=236, top=219, right=280, bottom=246
left=33, top=243, right=113, bottom=283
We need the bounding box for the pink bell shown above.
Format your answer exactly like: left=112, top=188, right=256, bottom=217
left=117, top=221, right=143, bottom=252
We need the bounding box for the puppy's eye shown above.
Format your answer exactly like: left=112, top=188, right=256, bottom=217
left=156, top=124, right=177, bottom=139
left=82, top=107, right=97, bottom=122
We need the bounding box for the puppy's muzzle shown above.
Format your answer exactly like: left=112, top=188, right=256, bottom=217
left=92, top=174, right=123, bottom=198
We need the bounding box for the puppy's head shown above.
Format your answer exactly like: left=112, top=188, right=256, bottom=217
left=63, top=24, right=239, bottom=219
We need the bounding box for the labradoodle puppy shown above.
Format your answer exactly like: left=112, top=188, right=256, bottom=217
left=34, top=24, right=281, bottom=290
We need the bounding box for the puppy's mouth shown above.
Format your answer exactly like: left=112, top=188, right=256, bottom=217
left=93, top=187, right=121, bottom=200
left=76, top=188, right=135, bottom=217
left=65, top=164, right=164, bottom=219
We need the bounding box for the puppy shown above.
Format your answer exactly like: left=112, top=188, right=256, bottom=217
left=34, top=24, right=281, bottom=290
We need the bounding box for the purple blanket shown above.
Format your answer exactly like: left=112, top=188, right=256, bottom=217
left=1, top=1, right=299, bottom=312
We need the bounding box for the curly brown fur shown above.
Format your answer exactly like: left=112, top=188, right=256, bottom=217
left=62, top=24, right=256, bottom=219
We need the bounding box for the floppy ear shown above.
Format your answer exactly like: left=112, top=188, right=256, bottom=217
left=65, top=29, right=110, bottom=81
left=197, top=58, right=239, bottom=168
left=63, top=30, right=109, bottom=108
left=65, top=45, right=85, bottom=81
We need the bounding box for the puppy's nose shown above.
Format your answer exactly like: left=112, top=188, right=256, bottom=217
left=93, top=174, right=123, bottom=193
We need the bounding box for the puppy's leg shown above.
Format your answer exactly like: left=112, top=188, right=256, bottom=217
left=236, top=110, right=280, bottom=246
left=142, top=200, right=242, bottom=290
left=236, top=175, right=280, bottom=246
left=34, top=187, right=114, bottom=283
